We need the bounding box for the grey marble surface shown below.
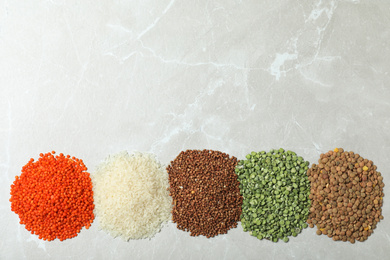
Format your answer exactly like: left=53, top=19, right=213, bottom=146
left=1, top=0, right=389, bottom=259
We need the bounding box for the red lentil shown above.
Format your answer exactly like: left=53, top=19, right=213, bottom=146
left=10, top=151, right=95, bottom=241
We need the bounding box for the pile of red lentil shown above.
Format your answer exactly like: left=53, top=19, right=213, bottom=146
left=167, top=149, right=243, bottom=238
left=10, top=151, right=95, bottom=241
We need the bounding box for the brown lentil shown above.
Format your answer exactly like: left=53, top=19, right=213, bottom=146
left=307, top=148, right=384, bottom=243
left=167, top=149, right=242, bottom=238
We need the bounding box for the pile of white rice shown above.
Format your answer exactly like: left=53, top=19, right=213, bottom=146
left=92, top=151, right=172, bottom=240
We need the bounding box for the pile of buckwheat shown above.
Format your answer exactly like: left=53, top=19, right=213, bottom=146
left=167, top=149, right=242, bottom=238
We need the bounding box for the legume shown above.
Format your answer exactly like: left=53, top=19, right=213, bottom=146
left=307, top=148, right=384, bottom=243
left=10, top=151, right=94, bottom=241
left=236, top=149, right=311, bottom=242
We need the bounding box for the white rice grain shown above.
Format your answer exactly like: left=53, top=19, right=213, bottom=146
left=92, top=151, right=172, bottom=240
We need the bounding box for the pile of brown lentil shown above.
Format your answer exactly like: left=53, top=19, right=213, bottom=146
left=307, top=148, right=384, bottom=243
left=167, top=149, right=243, bottom=238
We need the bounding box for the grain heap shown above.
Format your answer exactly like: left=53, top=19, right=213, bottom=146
left=236, top=149, right=311, bottom=242
left=93, top=151, right=171, bottom=240
left=307, top=148, right=385, bottom=243
left=10, top=151, right=94, bottom=241
left=167, top=149, right=242, bottom=238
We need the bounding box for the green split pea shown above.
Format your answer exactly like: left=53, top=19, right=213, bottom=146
left=235, top=148, right=311, bottom=243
